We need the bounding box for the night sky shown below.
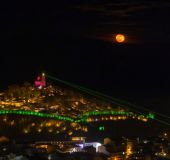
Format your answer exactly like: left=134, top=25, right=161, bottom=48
left=1, top=1, right=170, bottom=125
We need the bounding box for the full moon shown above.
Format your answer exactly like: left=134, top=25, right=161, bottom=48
left=115, top=34, right=125, bottom=43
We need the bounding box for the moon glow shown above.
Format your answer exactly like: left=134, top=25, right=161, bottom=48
left=115, top=34, right=125, bottom=43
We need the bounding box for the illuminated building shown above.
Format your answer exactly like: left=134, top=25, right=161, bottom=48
left=126, top=143, right=133, bottom=158
left=34, top=73, right=46, bottom=88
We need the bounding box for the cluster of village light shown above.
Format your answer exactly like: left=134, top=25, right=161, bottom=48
left=1, top=115, right=87, bottom=135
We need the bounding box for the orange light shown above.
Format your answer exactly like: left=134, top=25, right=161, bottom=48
left=115, top=34, right=125, bottom=43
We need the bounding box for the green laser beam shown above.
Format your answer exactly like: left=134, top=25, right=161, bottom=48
left=46, top=74, right=170, bottom=126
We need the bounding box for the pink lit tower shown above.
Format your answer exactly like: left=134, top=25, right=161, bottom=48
left=34, top=72, right=46, bottom=88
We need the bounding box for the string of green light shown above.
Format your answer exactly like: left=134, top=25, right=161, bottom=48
left=0, top=109, right=152, bottom=123
left=0, top=110, right=74, bottom=122
left=76, top=111, right=154, bottom=123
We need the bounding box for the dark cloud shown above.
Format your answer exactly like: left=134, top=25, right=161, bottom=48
left=72, top=1, right=170, bottom=43
left=74, top=1, right=170, bottom=17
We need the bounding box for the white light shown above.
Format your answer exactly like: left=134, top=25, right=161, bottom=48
left=96, top=143, right=102, bottom=148
left=48, top=154, right=52, bottom=160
